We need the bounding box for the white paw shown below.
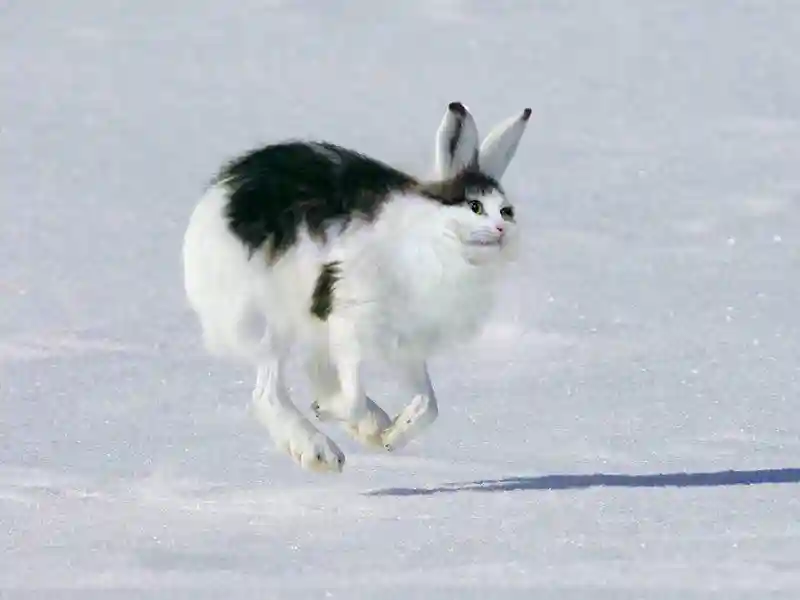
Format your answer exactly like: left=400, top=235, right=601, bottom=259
left=310, top=393, right=363, bottom=422
left=310, top=399, right=339, bottom=422
left=343, top=399, right=392, bottom=449
left=274, top=418, right=345, bottom=473
left=381, top=395, right=438, bottom=452
left=312, top=396, right=392, bottom=450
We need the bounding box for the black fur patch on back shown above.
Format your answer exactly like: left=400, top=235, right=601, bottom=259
left=310, top=261, right=340, bottom=320
left=215, top=141, right=417, bottom=258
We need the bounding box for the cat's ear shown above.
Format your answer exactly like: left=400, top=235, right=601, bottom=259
left=478, top=108, right=531, bottom=181
left=434, top=101, right=479, bottom=179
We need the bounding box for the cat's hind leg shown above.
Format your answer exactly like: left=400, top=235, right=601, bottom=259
left=236, top=310, right=344, bottom=472
left=253, top=350, right=345, bottom=473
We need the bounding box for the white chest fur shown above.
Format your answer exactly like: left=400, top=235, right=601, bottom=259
left=333, top=194, right=504, bottom=361
left=387, top=257, right=497, bottom=358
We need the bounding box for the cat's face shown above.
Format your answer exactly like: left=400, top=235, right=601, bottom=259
left=446, top=189, right=519, bottom=266
left=420, top=170, right=519, bottom=266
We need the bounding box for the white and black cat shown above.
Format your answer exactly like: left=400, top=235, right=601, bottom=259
left=182, top=101, right=530, bottom=473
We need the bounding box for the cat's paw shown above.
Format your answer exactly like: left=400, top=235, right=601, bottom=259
left=312, top=396, right=392, bottom=450
left=310, top=393, right=364, bottom=423
left=287, top=432, right=345, bottom=473
left=343, top=400, right=392, bottom=449
left=381, top=394, right=438, bottom=452
left=311, top=399, right=337, bottom=422
left=273, top=417, right=345, bottom=473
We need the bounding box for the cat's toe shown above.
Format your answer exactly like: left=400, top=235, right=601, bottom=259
left=311, top=400, right=335, bottom=421
left=286, top=431, right=345, bottom=473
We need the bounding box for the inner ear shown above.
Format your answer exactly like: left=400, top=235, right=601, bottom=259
left=435, top=102, right=480, bottom=179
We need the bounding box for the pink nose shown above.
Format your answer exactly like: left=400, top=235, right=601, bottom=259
left=495, top=224, right=505, bottom=234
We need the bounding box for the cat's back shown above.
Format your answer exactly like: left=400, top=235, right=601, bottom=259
left=215, top=140, right=418, bottom=259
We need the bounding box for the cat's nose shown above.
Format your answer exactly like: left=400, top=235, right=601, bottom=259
left=495, top=223, right=506, bottom=234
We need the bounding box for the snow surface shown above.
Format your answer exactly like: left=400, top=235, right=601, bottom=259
left=3, top=1, right=800, bottom=597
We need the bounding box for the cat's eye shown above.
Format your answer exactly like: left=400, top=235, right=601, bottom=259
left=468, top=200, right=484, bottom=215
left=500, top=206, right=515, bottom=220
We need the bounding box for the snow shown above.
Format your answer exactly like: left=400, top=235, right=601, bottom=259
left=2, top=1, right=800, bottom=597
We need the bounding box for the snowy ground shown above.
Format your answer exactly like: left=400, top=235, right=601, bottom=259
left=3, top=1, right=800, bottom=597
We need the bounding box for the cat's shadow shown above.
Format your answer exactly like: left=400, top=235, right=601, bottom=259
left=363, top=467, right=800, bottom=497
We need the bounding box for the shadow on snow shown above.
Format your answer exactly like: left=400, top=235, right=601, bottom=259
left=364, top=467, right=800, bottom=497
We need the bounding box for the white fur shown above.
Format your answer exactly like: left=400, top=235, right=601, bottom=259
left=477, top=109, right=531, bottom=180
left=181, top=103, right=529, bottom=472
left=434, top=103, right=530, bottom=181
left=435, top=103, right=480, bottom=178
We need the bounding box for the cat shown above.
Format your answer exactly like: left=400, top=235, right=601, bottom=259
left=182, top=101, right=530, bottom=472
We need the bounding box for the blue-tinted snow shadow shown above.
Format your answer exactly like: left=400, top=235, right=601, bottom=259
left=364, top=468, right=800, bottom=497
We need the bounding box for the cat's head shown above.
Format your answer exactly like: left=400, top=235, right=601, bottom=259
left=423, top=102, right=531, bottom=266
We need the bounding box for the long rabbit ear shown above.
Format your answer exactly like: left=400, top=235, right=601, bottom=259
left=478, top=108, right=531, bottom=181
left=434, top=101, right=480, bottom=178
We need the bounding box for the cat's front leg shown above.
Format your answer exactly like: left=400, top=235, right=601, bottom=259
left=307, top=343, right=391, bottom=449
left=381, top=359, right=439, bottom=451
left=310, top=316, right=393, bottom=449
